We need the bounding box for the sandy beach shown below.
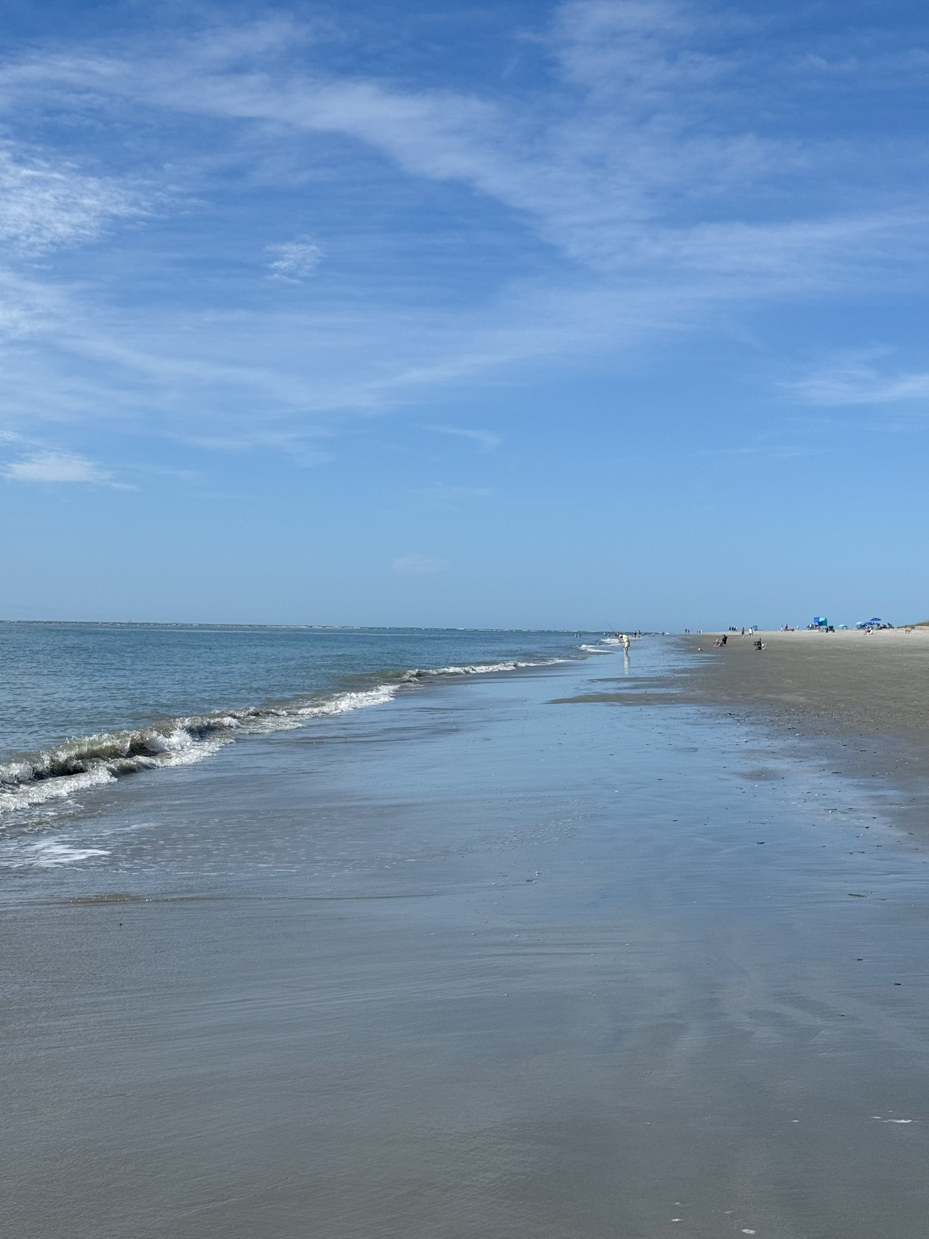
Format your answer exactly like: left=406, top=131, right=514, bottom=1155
left=677, top=628, right=929, bottom=832
left=3, top=641, right=929, bottom=1238
left=682, top=627, right=929, bottom=740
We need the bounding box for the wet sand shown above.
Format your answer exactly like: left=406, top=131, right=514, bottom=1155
left=681, top=628, right=929, bottom=740
left=678, top=628, right=929, bottom=832
left=3, top=644, right=929, bottom=1238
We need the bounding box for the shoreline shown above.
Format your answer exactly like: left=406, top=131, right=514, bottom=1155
left=5, top=645, right=929, bottom=1237
left=0, top=646, right=582, bottom=830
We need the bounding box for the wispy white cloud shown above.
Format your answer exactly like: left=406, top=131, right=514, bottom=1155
left=3, top=450, right=112, bottom=483
left=266, top=236, right=325, bottom=281
left=0, top=147, right=140, bottom=254
left=553, top=0, right=719, bottom=87
left=793, top=354, right=929, bottom=406
left=392, top=553, right=449, bottom=575
left=427, top=425, right=501, bottom=450
left=4, top=5, right=923, bottom=299
left=0, top=3, right=926, bottom=454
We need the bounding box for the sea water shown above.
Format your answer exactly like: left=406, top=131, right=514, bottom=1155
left=0, top=623, right=594, bottom=830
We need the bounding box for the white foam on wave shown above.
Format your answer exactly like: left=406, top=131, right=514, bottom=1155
left=260, top=683, right=398, bottom=728
left=578, top=643, right=616, bottom=654
left=402, top=657, right=566, bottom=680
left=0, top=724, right=238, bottom=818
left=2, top=839, right=111, bottom=868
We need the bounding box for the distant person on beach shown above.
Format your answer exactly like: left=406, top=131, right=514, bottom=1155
left=754, top=639, right=765, bottom=650
left=621, top=634, right=630, bottom=652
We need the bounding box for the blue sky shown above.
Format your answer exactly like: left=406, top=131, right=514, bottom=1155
left=1, top=0, right=928, bottom=628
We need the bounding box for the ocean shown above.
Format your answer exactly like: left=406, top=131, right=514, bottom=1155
left=0, top=623, right=595, bottom=859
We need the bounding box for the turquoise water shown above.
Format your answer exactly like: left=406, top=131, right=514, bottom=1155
left=0, top=623, right=596, bottom=823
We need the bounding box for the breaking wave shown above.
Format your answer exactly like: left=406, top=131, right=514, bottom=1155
left=0, top=657, right=565, bottom=818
